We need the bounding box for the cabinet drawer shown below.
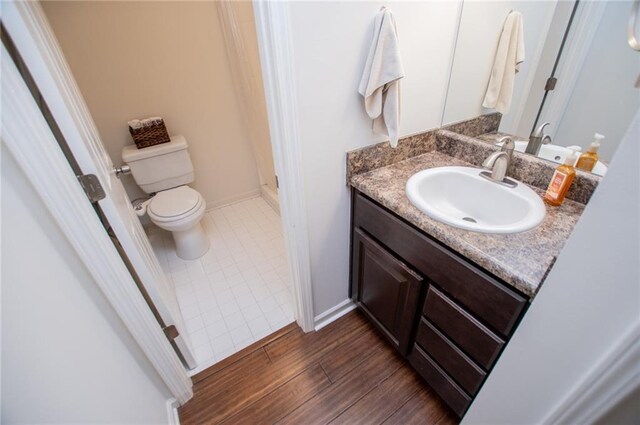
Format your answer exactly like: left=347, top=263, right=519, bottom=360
left=408, top=344, right=471, bottom=417
left=415, top=318, right=485, bottom=395
left=423, top=286, right=504, bottom=369
left=354, top=192, right=527, bottom=336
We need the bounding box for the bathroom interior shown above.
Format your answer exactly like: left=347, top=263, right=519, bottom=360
left=2, top=0, right=639, bottom=424
left=40, top=1, right=296, bottom=374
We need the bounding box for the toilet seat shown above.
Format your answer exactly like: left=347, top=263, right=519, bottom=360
left=148, top=186, right=203, bottom=222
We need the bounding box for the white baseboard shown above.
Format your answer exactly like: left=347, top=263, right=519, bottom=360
left=166, top=398, right=180, bottom=425
left=314, top=299, right=357, bottom=331
left=261, top=184, right=280, bottom=215
left=204, top=189, right=261, bottom=212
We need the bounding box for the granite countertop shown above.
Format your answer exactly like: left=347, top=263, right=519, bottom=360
left=477, top=132, right=528, bottom=144
left=350, top=151, right=585, bottom=298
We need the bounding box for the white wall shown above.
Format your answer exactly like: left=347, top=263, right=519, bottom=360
left=553, top=1, right=640, bottom=162
left=41, top=1, right=263, bottom=209
left=287, top=1, right=462, bottom=315
left=1, top=147, right=172, bottom=424
left=463, top=113, right=640, bottom=423
left=443, top=0, right=557, bottom=135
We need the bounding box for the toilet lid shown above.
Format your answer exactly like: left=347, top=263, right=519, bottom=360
left=149, top=186, right=202, bottom=218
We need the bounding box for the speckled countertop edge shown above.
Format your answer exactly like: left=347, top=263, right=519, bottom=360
left=350, top=151, right=585, bottom=298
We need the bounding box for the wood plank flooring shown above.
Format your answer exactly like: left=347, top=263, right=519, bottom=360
left=179, top=310, right=458, bottom=425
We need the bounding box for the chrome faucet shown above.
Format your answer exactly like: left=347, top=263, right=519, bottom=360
left=526, top=122, right=552, bottom=155
left=482, top=136, right=515, bottom=184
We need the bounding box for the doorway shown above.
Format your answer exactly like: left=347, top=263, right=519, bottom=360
left=36, top=1, right=298, bottom=374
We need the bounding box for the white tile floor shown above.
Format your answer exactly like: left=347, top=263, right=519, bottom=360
left=147, top=196, right=294, bottom=375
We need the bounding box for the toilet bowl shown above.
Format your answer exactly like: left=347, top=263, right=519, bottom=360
left=122, top=135, right=209, bottom=260
left=146, top=185, right=209, bottom=260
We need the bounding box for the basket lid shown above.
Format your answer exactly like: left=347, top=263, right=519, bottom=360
left=122, top=135, right=187, bottom=162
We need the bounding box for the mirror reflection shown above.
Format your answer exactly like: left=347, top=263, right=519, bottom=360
left=443, top=0, right=640, bottom=176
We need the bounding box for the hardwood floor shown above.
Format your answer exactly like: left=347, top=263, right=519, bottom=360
left=179, top=310, right=458, bottom=425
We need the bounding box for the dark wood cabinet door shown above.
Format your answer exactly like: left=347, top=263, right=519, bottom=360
left=351, top=228, right=423, bottom=355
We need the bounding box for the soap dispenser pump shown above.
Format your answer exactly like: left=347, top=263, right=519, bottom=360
left=544, top=148, right=579, bottom=206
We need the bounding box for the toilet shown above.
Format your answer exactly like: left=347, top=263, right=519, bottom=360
left=122, top=135, right=209, bottom=260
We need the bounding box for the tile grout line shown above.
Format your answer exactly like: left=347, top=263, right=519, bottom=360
left=149, top=197, right=295, bottom=370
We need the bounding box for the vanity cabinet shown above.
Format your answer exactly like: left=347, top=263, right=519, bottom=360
left=350, top=190, right=529, bottom=417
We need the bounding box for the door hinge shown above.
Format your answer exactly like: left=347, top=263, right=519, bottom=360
left=545, top=77, right=558, bottom=91
left=163, top=325, right=179, bottom=340
left=77, top=174, right=105, bottom=203
left=275, top=175, right=279, bottom=189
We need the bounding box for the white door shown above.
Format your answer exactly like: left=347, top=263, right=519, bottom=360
left=3, top=2, right=197, bottom=368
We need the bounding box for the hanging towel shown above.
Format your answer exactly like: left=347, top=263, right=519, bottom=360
left=482, top=11, right=525, bottom=114
left=358, top=7, right=404, bottom=148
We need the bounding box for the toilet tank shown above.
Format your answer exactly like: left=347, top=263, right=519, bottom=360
left=122, top=135, right=195, bottom=193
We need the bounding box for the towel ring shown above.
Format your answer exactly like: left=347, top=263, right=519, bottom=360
left=629, top=0, right=640, bottom=51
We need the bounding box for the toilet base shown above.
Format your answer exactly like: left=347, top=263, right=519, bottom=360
left=172, top=222, right=210, bottom=260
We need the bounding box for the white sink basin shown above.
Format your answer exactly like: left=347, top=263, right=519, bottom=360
left=509, top=141, right=607, bottom=176
left=406, top=166, right=546, bottom=234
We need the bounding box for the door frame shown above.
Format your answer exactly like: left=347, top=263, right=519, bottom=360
left=537, top=0, right=607, bottom=139
left=253, top=1, right=315, bottom=331
left=542, top=323, right=640, bottom=424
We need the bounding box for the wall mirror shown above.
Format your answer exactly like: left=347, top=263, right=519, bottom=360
left=443, top=0, right=640, bottom=177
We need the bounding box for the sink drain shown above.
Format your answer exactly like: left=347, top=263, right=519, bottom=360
left=462, top=217, right=477, bottom=223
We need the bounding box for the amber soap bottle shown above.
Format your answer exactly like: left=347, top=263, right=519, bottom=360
left=576, top=133, right=604, bottom=172
left=544, top=148, right=579, bottom=206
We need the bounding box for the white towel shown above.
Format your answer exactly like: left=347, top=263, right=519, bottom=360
left=128, top=119, right=143, bottom=130
left=482, top=11, right=525, bottom=114
left=128, top=117, right=164, bottom=130
left=358, top=7, right=404, bottom=148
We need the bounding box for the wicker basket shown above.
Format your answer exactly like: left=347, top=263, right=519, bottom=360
left=129, top=118, right=171, bottom=149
